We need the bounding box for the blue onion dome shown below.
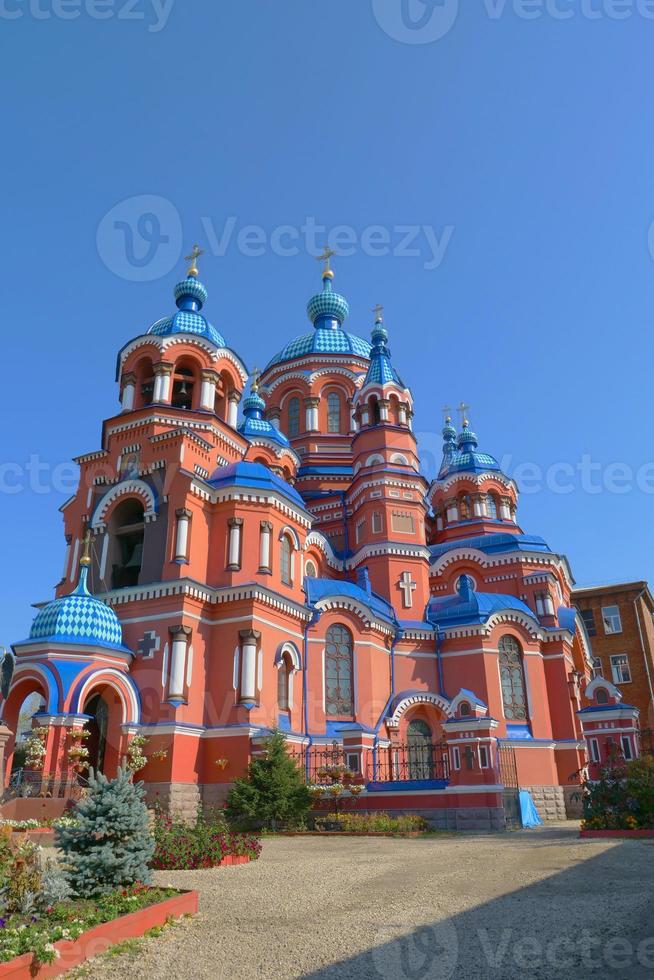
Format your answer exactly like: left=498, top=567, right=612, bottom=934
left=438, top=418, right=503, bottom=478
left=458, top=421, right=478, bottom=450
left=238, top=378, right=290, bottom=448
left=442, top=416, right=457, bottom=456
left=29, top=563, right=128, bottom=652
left=264, top=262, right=371, bottom=370
left=147, top=252, right=226, bottom=348
left=307, top=274, right=350, bottom=327
left=362, top=312, right=404, bottom=388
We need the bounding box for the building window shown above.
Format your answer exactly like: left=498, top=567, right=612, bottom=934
left=171, top=365, right=195, bottom=410
left=602, top=605, right=622, bottom=634
left=596, top=687, right=609, bottom=705
left=591, top=657, right=603, bottom=679
left=610, top=654, right=632, bottom=684
left=621, top=735, right=634, bottom=761
left=498, top=635, right=528, bottom=721
left=288, top=396, right=300, bottom=437
left=277, top=652, right=292, bottom=711
left=407, top=719, right=434, bottom=780
left=280, top=535, right=293, bottom=586
left=486, top=494, right=498, bottom=519
left=459, top=701, right=472, bottom=717
left=459, top=496, right=471, bottom=520
left=392, top=512, right=415, bottom=534
left=355, top=519, right=366, bottom=544
left=479, top=745, right=489, bottom=769
left=371, top=512, right=383, bottom=534
left=589, top=737, right=600, bottom=763
left=324, top=624, right=354, bottom=716
left=108, top=498, right=145, bottom=589
left=327, top=393, right=341, bottom=433
left=304, top=559, right=317, bottom=579
left=451, top=746, right=461, bottom=771
left=580, top=608, right=597, bottom=637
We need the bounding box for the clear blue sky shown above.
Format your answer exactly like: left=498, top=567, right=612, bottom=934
left=2, top=0, right=654, bottom=644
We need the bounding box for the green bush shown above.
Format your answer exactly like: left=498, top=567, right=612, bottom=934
left=582, top=754, right=654, bottom=830
left=225, top=730, right=311, bottom=831
left=56, top=767, right=154, bottom=896
left=315, top=811, right=429, bottom=834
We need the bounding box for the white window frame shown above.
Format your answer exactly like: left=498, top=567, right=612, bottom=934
left=451, top=746, right=461, bottom=771
left=610, top=654, right=632, bottom=684
left=602, top=605, right=622, bottom=635
left=479, top=745, right=489, bottom=769
left=621, top=735, right=634, bottom=761
left=589, top=737, right=600, bottom=763
left=592, top=657, right=604, bottom=679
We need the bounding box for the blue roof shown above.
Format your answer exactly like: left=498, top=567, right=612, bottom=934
left=208, top=461, right=305, bottom=509
left=147, top=275, right=226, bottom=348
left=429, top=533, right=553, bottom=562
left=25, top=567, right=129, bottom=652
left=305, top=577, right=396, bottom=624
left=428, top=587, right=538, bottom=628
left=362, top=323, right=404, bottom=388
left=437, top=423, right=503, bottom=478
left=238, top=389, right=290, bottom=449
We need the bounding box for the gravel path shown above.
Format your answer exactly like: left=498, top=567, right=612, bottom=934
left=72, top=824, right=654, bottom=980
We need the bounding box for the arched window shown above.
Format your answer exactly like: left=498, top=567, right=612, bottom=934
left=136, top=358, right=154, bottom=408
left=327, top=392, right=341, bottom=433
left=459, top=495, right=471, bottom=520
left=277, top=652, right=293, bottom=711
left=107, top=498, right=145, bottom=589
left=280, top=534, right=293, bottom=586
left=407, top=719, right=434, bottom=780
left=171, top=365, right=195, bottom=410
left=498, top=635, right=528, bottom=721
left=370, top=397, right=381, bottom=425
left=325, top=624, right=354, bottom=716
left=288, top=396, right=300, bottom=437
left=596, top=687, right=609, bottom=705
left=486, top=494, right=498, bottom=519
left=459, top=701, right=472, bottom=717
left=304, top=559, right=318, bottom=579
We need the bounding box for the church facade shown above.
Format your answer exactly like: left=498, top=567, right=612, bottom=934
left=3, top=252, right=638, bottom=829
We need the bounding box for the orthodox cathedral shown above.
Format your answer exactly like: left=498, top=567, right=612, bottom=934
left=2, top=249, right=640, bottom=829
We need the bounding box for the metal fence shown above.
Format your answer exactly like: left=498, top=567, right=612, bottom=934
left=6, top=769, right=88, bottom=801
left=288, top=744, right=348, bottom=784
left=368, top=742, right=449, bottom=783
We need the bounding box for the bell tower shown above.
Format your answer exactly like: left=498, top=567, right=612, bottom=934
left=347, top=309, right=430, bottom=616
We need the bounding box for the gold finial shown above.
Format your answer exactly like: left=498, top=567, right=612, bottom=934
left=372, top=304, right=384, bottom=322
left=80, top=526, right=92, bottom=567
left=185, top=244, right=204, bottom=278
left=316, top=246, right=336, bottom=278
left=442, top=404, right=452, bottom=424
left=251, top=366, right=261, bottom=393
left=458, top=401, right=470, bottom=426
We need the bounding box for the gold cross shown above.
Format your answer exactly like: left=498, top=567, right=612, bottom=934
left=251, top=366, right=261, bottom=392
left=316, top=246, right=336, bottom=274
left=442, top=404, right=452, bottom=423
left=372, top=304, right=384, bottom=321
left=185, top=244, right=204, bottom=277
left=458, top=401, right=470, bottom=426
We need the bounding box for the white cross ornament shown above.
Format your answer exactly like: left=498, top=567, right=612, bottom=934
left=399, top=571, right=417, bottom=609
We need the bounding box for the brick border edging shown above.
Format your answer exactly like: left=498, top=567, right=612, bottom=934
left=580, top=829, right=654, bottom=838
left=0, top=889, right=199, bottom=979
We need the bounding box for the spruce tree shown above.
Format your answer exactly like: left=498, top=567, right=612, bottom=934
left=226, top=730, right=311, bottom=830
left=56, top=767, right=155, bottom=896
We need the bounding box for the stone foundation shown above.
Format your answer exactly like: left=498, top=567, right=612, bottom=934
left=522, top=785, right=568, bottom=821
left=562, top=784, right=584, bottom=818
left=372, top=806, right=507, bottom=832
left=144, top=781, right=201, bottom=821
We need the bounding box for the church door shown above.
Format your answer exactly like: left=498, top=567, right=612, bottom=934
left=84, top=694, right=109, bottom=775
left=407, top=719, right=434, bottom=780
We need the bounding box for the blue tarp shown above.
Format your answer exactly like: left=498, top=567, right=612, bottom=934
left=519, top=790, right=543, bottom=829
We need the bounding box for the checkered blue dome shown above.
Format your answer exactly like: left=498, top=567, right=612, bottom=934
left=307, top=277, right=350, bottom=326
left=29, top=567, right=126, bottom=650
left=438, top=424, right=503, bottom=479
left=362, top=321, right=404, bottom=389
left=147, top=275, right=226, bottom=348
left=238, top=385, right=290, bottom=448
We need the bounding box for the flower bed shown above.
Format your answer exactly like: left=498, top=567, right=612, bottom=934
left=151, top=811, right=261, bottom=870
left=312, top=811, right=430, bottom=835
left=0, top=885, right=198, bottom=979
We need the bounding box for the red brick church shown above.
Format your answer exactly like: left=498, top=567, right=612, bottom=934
left=1, top=250, right=640, bottom=828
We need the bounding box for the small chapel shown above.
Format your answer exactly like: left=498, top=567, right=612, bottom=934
left=2, top=249, right=640, bottom=829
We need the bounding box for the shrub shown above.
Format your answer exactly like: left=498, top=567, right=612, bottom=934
left=151, top=809, right=261, bottom=870
left=581, top=754, right=654, bottom=830
left=55, top=767, right=154, bottom=896
left=314, top=811, right=429, bottom=835
left=225, top=730, right=311, bottom=831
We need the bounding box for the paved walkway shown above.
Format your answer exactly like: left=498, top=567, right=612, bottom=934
left=73, top=824, right=654, bottom=979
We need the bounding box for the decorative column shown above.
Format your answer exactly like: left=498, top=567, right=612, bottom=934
left=200, top=369, right=219, bottom=411
left=472, top=494, right=485, bottom=518
left=379, top=398, right=390, bottom=422
left=360, top=406, right=370, bottom=426
left=227, top=517, right=243, bottom=570
left=153, top=363, right=173, bottom=404
left=446, top=497, right=459, bottom=523
left=227, top=390, right=241, bottom=428
left=168, top=625, right=192, bottom=701
left=259, top=521, right=273, bottom=573
left=499, top=496, right=512, bottom=521
left=305, top=397, right=320, bottom=432
left=435, top=514, right=444, bottom=532
left=174, top=508, right=192, bottom=563
left=121, top=372, right=136, bottom=412
left=239, top=629, right=261, bottom=704
left=398, top=403, right=408, bottom=426
left=407, top=409, right=414, bottom=431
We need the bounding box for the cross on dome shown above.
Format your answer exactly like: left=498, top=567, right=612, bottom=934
left=185, top=244, right=205, bottom=278
left=316, top=246, right=336, bottom=277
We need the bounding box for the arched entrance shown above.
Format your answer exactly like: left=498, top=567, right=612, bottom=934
left=407, top=719, right=435, bottom=780
left=84, top=693, right=109, bottom=774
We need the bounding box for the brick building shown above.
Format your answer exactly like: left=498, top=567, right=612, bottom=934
left=572, top=582, right=654, bottom=734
